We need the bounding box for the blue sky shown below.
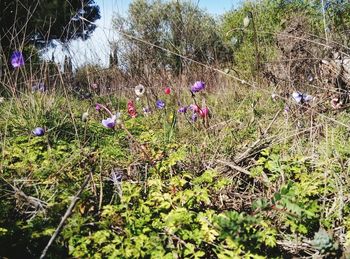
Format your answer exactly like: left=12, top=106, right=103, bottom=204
left=45, top=0, right=240, bottom=68
left=96, top=0, right=240, bottom=22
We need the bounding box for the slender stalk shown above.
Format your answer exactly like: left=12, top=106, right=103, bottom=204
left=321, top=0, right=329, bottom=44
left=39, top=173, right=92, bottom=259
left=96, top=102, right=113, bottom=117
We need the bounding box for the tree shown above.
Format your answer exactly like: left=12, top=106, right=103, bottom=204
left=0, top=0, right=101, bottom=51
left=220, top=0, right=350, bottom=79
left=113, top=0, right=231, bottom=75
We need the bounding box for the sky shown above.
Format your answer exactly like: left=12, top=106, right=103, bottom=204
left=44, top=0, right=240, bottom=68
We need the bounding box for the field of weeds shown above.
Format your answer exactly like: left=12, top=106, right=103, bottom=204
left=2, top=0, right=350, bottom=258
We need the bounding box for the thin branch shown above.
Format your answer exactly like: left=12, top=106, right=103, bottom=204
left=39, top=173, right=92, bottom=259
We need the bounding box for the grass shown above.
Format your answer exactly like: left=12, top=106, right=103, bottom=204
left=1, top=75, right=350, bottom=258
left=1, top=1, right=350, bottom=257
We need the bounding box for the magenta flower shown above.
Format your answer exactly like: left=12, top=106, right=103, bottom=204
left=199, top=107, right=210, bottom=118
left=95, top=104, right=101, bottom=111
left=10, top=51, right=25, bottom=68
left=32, top=127, right=45, bottom=136
left=191, top=81, right=205, bottom=93
left=156, top=100, right=165, bottom=109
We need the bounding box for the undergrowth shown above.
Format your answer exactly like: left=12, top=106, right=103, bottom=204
left=0, top=84, right=350, bottom=258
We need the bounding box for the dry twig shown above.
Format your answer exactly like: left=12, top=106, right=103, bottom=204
left=40, top=173, right=92, bottom=259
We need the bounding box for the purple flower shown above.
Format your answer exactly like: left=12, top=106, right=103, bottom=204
left=178, top=106, right=187, bottom=113
left=32, top=82, right=45, bottom=92
left=109, top=169, right=122, bottom=185
left=95, top=104, right=101, bottom=111
left=189, top=104, right=200, bottom=113
left=284, top=105, right=290, bottom=113
left=32, top=127, right=45, bottom=136
left=102, top=115, right=117, bottom=128
left=156, top=100, right=165, bottom=109
left=191, top=81, right=205, bottom=93
left=191, top=113, right=198, bottom=122
left=143, top=107, right=151, bottom=116
left=292, top=91, right=313, bottom=104
left=10, top=51, right=25, bottom=68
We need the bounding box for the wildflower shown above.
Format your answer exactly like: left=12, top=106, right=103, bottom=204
left=32, top=82, right=45, bottom=93
left=82, top=111, right=89, bottom=122
left=191, top=113, right=198, bottom=122
left=271, top=93, right=277, bottom=101
left=304, top=95, right=313, bottom=102
left=102, top=115, right=117, bottom=128
left=199, top=107, right=210, bottom=118
left=191, top=81, right=205, bottom=93
left=11, top=51, right=25, bottom=68
left=143, top=107, right=151, bottom=116
left=0, top=97, right=4, bottom=104
left=284, top=105, right=290, bottom=114
left=189, top=104, right=200, bottom=113
left=134, top=84, right=145, bottom=97
left=331, top=98, right=342, bottom=109
left=156, top=100, right=165, bottom=109
left=32, top=127, right=45, bottom=136
left=164, top=87, right=171, bottom=95
left=91, top=83, right=98, bottom=89
left=292, top=92, right=302, bottom=103
left=243, top=16, right=250, bottom=28
left=96, top=102, right=121, bottom=128
left=127, top=100, right=137, bottom=118
left=292, top=91, right=313, bottom=104
left=178, top=106, right=187, bottom=113
left=109, top=169, right=123, bottom=185
left=109, top=168, right=123, bottom=197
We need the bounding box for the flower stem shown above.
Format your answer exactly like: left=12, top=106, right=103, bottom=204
left=96, top=103, right=113, bottom=117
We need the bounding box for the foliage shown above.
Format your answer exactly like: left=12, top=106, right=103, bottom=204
left=3, top=1, right=350, bottom=258
left=0, top=0, right=101, bottom=52
left=220, top=0, right=350, bottom=76
left=113, top=0, right=232, bottom=76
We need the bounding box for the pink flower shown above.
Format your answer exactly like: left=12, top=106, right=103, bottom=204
left=95, top=104, right=101, bottom=111
left=199, top=107, right=210, bottom=118
left=331, top=98, right=342, bottom=109
left=189, top=104, right=200, bottom=113
left=127, top=100, right=137, bottom=118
